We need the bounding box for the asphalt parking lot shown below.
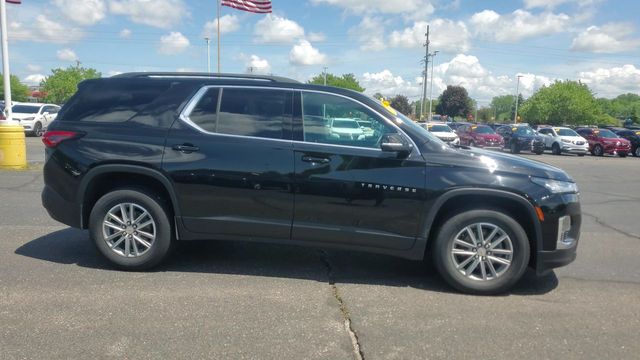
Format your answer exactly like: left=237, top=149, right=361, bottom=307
left=1, top=139, right=639, bottom=359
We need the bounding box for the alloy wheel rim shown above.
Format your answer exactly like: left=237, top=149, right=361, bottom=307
left=450, top=222, right=514, bottom=281
left=635, top=147, right=640, bottom=157
left=102, top=202, right=156, bottom=258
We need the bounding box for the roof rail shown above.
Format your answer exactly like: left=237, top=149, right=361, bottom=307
left=111, top=72, right=301, bottom=84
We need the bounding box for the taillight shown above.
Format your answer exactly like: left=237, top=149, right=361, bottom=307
left=42, top=130, right=83, bottom=148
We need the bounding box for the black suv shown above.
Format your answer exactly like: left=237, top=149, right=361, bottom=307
left=496, top=125, right=545, bottom=154
left=614, top=129, right=640, bottom=157
left=41, top=73, right=581, bottom=294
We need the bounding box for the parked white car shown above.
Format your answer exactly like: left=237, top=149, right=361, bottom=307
left=12, top=103, right=61, bottom=136
left=537, top=126, right=589, bottom=156
left=329, top=118, right=365, bottom=140
left=422, top=122, right=460, bottom=145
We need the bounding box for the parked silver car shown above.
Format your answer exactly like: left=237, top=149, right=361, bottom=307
left=12, top=103, right=61, bottom=136
left=537, top=126, right=589, bottom=156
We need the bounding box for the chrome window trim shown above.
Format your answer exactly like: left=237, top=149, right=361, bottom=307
left=178, top=85, right=421, bottom=156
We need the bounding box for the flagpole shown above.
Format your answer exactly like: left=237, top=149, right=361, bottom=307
left=217, top=0, right=221, bottom=73
left=1, top=0, right=13, bottom=123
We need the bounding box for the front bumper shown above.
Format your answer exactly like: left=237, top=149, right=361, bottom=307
left=561, top=144, right=589, bottom=154
left=517, top=139, right=545, bottom=152
left=535, top=193, right=581, bottom=274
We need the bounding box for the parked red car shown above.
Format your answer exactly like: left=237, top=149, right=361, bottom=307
left=456, top=124, right=504, bottom=149
left=576, top=127, right=631, bottom=157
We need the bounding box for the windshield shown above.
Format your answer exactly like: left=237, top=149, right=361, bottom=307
left=428, top=124, right=453, bottom=132
left=515, top=126, right=535, bottom=136
left=598, top=129, right=618, bottom=138
left=473, top=125, right=495, bottom=134
left=12, top=105, right=40, bottom=114
left=557, top=128, right=579, bottom=137
left=332, top=119, right=360, bottom=129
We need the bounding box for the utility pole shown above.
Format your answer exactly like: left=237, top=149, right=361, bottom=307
left=421, top=26, right=430, bottom=121
left=0, top=0, right=11, bottom=124
left=323, top=66, right=328, bottom=86
left=514, top=75, right=523, bottom=123
left=428, top=50, right=438, bottom=121
left=217, top=0, right=221, bottom=73
left=204, top=37, right=211, bottom=73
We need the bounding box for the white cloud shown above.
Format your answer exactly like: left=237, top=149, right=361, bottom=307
left=202, top=14, right=240, bottom=37
left=361, top=70, right=422, bottom=98
left=26, top=64, right=42, bottom=72
left=9, top=15, right=84, bottom=43
left=432, top=54, right=552, bottom=102
left=56, top=48, right=78, bottom=62
left=109, top=0, right=188, bottom=28
left=289, top=40, right=327, bottom=66
left=470, top=9, right=570, bottom=42
left=311, top=0, right=434, bottom=20
left=23, top=74, right=46, bottom=85
left=254, top=14, right=305, bottom=43
left=245, top=55, right=271, bottom=74
left=578, top=64, right=640, bottom=98
left=349, top=16, right=386, bottom=51
left=119, top=28, right=132, bottom=38
left=389, top=19, right=470, bottom=52
left=571, top=23, right=640, bottom=53
left=53, top=0, right=106, bottom=25
left=158, top=32, right=190, bottom=55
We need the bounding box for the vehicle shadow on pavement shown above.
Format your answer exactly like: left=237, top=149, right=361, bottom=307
left=16, top=228, right=558, bottom=296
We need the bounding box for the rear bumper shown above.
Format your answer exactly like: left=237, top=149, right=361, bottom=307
left=42, top=185, right=82, bottom=228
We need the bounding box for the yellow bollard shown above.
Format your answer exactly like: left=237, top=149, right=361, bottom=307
left=0, top=124, right=27, bottom=169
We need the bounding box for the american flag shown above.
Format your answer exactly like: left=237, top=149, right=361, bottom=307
left=6, top=0, right=22, bottom=4
left=221, top=0, right=272, bottom=14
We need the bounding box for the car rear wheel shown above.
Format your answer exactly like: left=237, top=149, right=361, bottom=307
left=634, top=146, right=640, bottom=157
left=552, top=143, right=561, bottom=155
left=432, top=210, right=530, bottom=295
left=618, top=152, right=627, bottom=158
left=89, top=188, right=173, bottom=270
left=32, top=122, right=43, bottom=137
left=593, top=144, right=604, bottom=156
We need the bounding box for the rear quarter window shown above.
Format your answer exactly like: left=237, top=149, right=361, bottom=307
left=57, top=79, right=172, bottom=123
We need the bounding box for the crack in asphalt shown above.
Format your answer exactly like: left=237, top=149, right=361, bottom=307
left=0, top=173, right=42, bottom=191
left=582, top=211, right=640, bottom=240
left=319, top=250, right=364, bottom=360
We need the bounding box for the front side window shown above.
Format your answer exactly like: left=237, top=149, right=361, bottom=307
left=12, top=105, right=40, bottom=114
left=301, top=92, right=394, bottom=148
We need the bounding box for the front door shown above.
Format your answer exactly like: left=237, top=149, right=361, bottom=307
left=291, top=91, right=426, bottom=250
left=163, top=86, right=295, bottom=240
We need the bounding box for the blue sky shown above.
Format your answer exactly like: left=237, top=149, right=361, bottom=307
left=6, top=0, right=640, bottom=105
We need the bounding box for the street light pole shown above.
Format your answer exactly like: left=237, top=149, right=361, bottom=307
left=1, top=0, right=12, bottom=124
left=514, top=75, right=523, bottom=123
left=428, top=50, right=439, bottom=121
left=204, top=37, right=211, bottom=73
left=323, top=66, right=327, bottom=86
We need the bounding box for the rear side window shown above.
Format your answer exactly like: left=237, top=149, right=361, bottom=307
left=58, top=80, right=172, bottom=123
left=188, top=88, right=219, bottom=133
left=218, top=88, right=287, bottom=139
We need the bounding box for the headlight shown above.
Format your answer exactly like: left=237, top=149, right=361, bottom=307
left=561, top=138, right=571, bottom=143
left=531, top=177, right=578, bottom=194
left=23, top=117, right=35, bottom=121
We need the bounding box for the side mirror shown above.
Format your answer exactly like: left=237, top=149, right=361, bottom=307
left=381, top=142, right=412, bottom=157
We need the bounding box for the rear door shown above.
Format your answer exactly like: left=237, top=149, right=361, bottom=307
left=162, top=86, right=295, bottom=240
left=291, top=91, right=425, bottom=250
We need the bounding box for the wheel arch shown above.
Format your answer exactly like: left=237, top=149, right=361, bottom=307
left=78, top=164, right=180, bottom=230
left=419, top=188, right=542, bottom=268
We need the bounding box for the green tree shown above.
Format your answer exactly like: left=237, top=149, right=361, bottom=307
left=41, top=65, right=101, bottom=104
left=519, top=80, right=602, bottom=125
left=308, top=73, right=365, bottom=92
left=389, top=94, right=412, bottom=116
left=0, top=74, right=30, bottom=102
left=597, top=93, right=640, bottom=121
left=489, top=95, right=515, bottom=121
left=435, top=85, right=473, bottom=118
left=477, top=107, right=493, bottom=122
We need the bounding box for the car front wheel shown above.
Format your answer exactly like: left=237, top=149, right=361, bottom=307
left=552, top=143, right=561, bottom=155
left=593, top=144, right=604, bottom=156
left=89, top=188, right=174, bottom=270
left=432, top=209, right=530, bottom=294
left=634, top=146, right=640, bottom=157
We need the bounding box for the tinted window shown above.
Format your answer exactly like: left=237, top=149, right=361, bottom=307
left=473, top=125, right=495, bottom=134
left=598, top=129, right=618, bottom=138
left=538, top=128, right=550, bottom=135
left=59, top=80, right=171, bottom=122
left=217, top=88, right=287, bottom=139
left=302, top=92, right=394, bottom=148
left=515, top=126, right=535, bottom=135
left=558, top=128, right=578, bottom=136
left=428, top=124, right=452, bottom=132
left=189, top=88, right=219, bottom=132
left=12, top=105, right=40, bottom=114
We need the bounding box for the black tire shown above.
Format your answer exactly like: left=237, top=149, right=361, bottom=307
left=510, top=141, right=520, bottom=154
left=634, top=146, right=640, bottom=157
left=618, top=152, right=627, bottom=158
left=593, top=144, right=604, bottom=156
left=89, top=188, right=174, bottom=270
left=534, top=149, right=544, bottom=155
left=469, top=141, right=476, bottom=147
left=432, top=209, right=530, bottom=295
left=552, top=143, right=561, bottom=155
left=30, top=122, right=43, bottom=137
left=577, top=153, right=585, bottom=157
